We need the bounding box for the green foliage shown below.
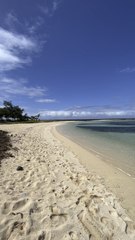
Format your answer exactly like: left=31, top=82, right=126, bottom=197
left=30, top=114, right=40, bottom=121
left=0, top=101, right=40, bottom=122
left=0, top=108, right=5, bottom=120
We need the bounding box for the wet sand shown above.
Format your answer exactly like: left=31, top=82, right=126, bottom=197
left=55, top=124, right=135, bottom=221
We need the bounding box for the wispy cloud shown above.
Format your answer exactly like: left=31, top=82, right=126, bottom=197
left=27, top=16, right=44, bottom=34
left=39, top=0, right=62, bottom=17
left=4, top=12, right=21, bottom=31
left=120, top=67, right=135, bottom=73
left=1, top=1, right=60, bottom=73
left=52, top=0, right=61, bottom=12
left=0, top=27, right=37, bottom=72
left=36, top=98, right=56, bottom=103
left=39, top=5, right=49, bottom=16
left=4, top=11, right=45, bottom=37
left=0, top=77, right=46, bottom=98
left=39, top=105, right=135, bottom=119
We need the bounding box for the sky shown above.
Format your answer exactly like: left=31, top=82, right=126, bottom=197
left=0, top=0, right=135, bottom=119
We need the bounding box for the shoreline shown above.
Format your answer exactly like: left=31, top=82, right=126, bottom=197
left=0, top=122, right=135, bottom=239
left=53, top=122, right=135, bottom=221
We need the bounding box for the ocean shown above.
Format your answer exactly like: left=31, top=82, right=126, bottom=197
left=57, top=119, right=135, bottom=178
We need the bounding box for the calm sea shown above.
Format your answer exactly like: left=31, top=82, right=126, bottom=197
left=57, top=120, right=135, bottom=178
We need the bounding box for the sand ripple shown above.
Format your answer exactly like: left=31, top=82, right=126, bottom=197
left=0, top=123, right=135, bottom=239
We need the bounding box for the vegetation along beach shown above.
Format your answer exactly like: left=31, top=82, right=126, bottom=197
left=1, top=0, right=135, bottom=239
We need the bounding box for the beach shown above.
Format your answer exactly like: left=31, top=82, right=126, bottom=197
left=55, top=122, right=135, bottom=220
left=0, top=122, right=135, bottom=240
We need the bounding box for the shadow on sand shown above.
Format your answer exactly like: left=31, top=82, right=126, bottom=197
left=0, top=130, right=13, bottom=165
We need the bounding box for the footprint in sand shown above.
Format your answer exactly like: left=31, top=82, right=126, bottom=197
left=69, top=231, right=79, bottom=240
left=12, top=198, right=28, bottom=211
left=50, top=206, right=68, bottom=228
left=38, top=231, right=46, bottom=240
left=1, top=201, right=11, bottom=214
left=50, top=213, right=67, bottom=228
left=62, top=231, right=79, bottom=240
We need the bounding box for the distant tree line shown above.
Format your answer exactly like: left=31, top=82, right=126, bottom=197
left=0, top=101, right=40, bottom=122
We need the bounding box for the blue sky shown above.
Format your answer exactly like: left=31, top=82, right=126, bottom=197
left=0, top=0, right=135, bottom=119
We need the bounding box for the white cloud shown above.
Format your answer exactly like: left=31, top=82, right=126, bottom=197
left=40, top=110, right=72, bottom=118
left=120, top=67, right=135, bottom=73
left=0, top=77, right=46, bottom=98
left=0, top=27, right=35, bottom=51
left=39, top=107, right=135, bottom=119
left=39, top=110, right=88, bottom=118
left=0, top=27, right=37, bottom=72
left=36, top=98, right=56, bottom=103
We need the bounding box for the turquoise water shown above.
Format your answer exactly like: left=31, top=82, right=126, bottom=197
left=57, top=120, right=135, bottom=178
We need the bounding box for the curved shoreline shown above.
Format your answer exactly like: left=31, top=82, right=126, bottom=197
left=0, top=122, right=135, bottom=239
left=56, top=122, right=135, bottom=179
left=53, top=122, right=135, bottom=221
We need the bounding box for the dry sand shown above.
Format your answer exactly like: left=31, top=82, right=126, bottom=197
left=0, top=122, right=135, bottom=240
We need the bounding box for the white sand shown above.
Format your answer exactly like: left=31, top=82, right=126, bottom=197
left=0, top=122, right=135, bottom=240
